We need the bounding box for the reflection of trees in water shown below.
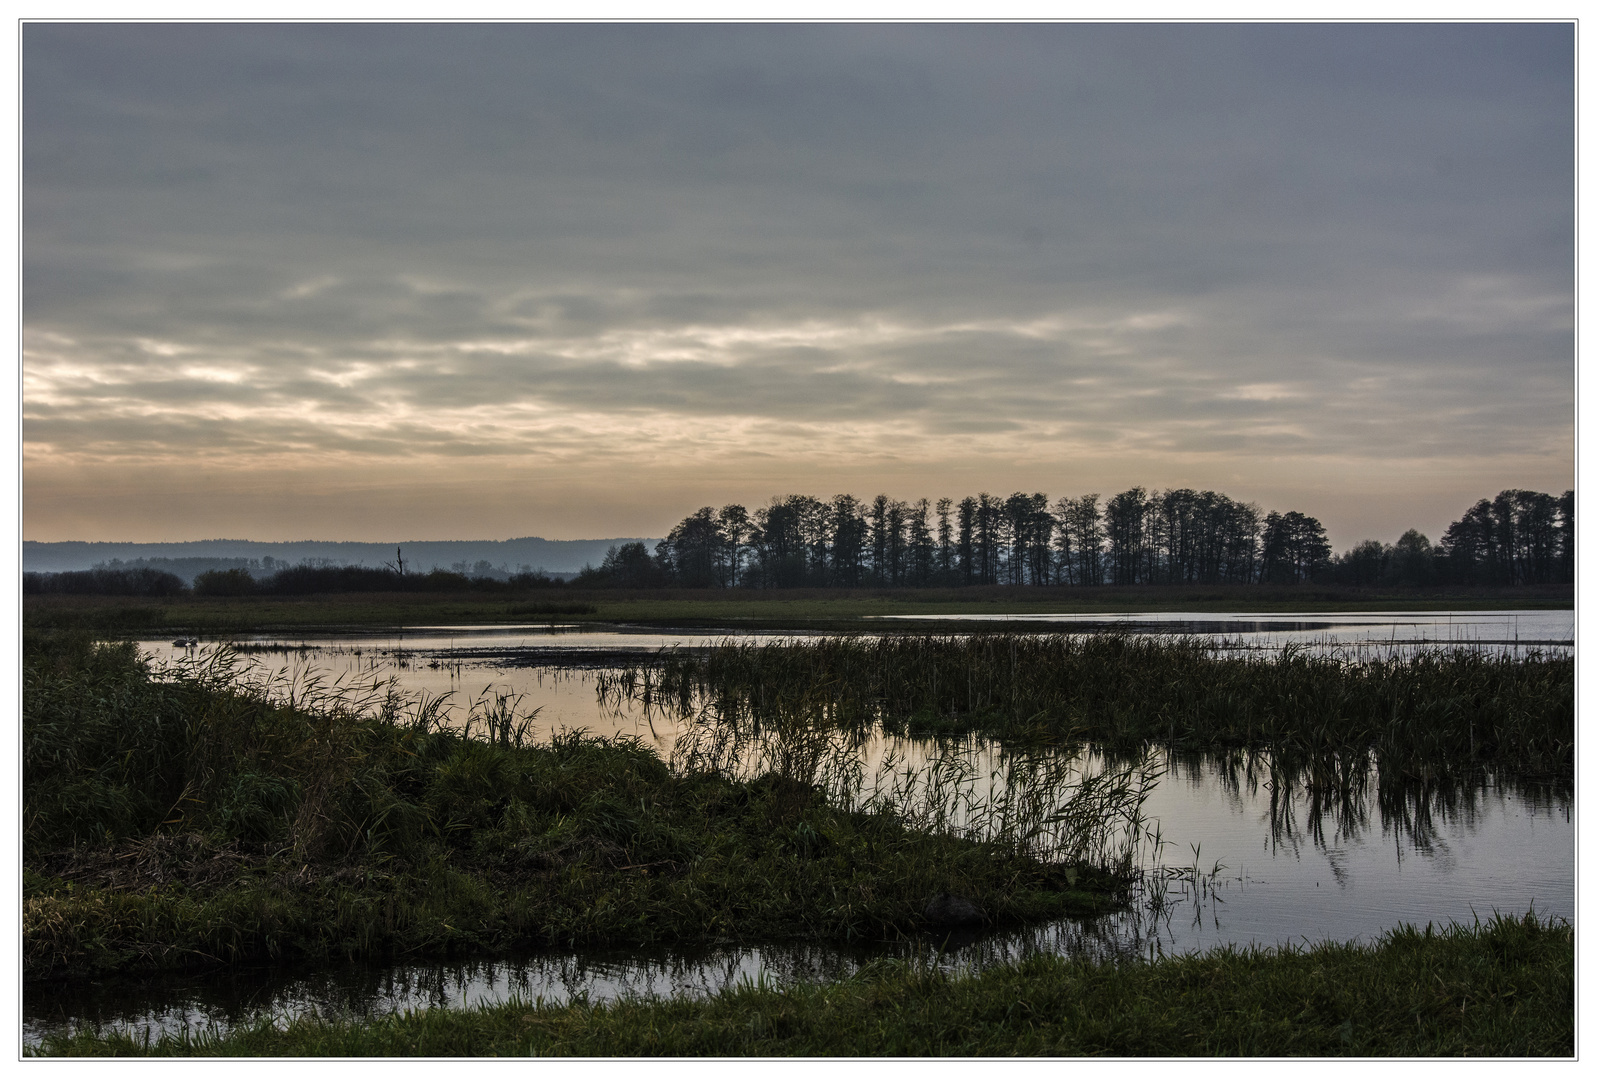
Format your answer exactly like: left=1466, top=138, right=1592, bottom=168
left=1230, top=748, right=1569, bottom=855
left=595, top=676, right=1572, bottom=866
left=1145, top=741, right=1568, bottom=859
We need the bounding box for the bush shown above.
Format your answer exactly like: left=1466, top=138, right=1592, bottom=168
left=23, top=568, right=188, bottom=597
left=193, top=568, right=258, bottom=596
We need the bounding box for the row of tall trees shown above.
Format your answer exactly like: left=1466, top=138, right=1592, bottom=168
left=1318, top=489, right=1573, bottom=588
left=642, top=487, right=1335, bottom=589
left=1436, top=489, right=1574, bottom=586
left=622, top=486, right=1573, bottom=590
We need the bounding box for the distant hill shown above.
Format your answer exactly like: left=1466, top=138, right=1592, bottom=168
left=22, top=538, right=663, bottom=583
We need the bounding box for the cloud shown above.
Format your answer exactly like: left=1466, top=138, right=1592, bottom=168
left=22, top=23, right=1573, bottom=542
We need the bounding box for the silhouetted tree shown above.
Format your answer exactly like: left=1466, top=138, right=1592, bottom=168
left=1106, top=487, right=1150, bottom=584
left=1558, top=489, right=1575, bottom=584
left=1388, top=529, right=1435, bottom=586
left=935, top=497, right=955, bottom=581
left=1260, top=511, right=1331, bottom=584
left=957, top=496, right=977, bottom=585
left=717, top=504, right=751, bottom=587
left=1333, top=539, right=1388, bottom=586
left=830, top=494, right=868, bottom=587
left=909, top=498, right=935, bottom=586
left=660, top=507, right=721, bottom=588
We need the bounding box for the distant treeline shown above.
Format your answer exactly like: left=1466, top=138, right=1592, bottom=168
left=22, top=487, right=1572, bottom=596
left=574, top=486, right=1574, bottom=590
left=23, top=560, right=565, bottom=598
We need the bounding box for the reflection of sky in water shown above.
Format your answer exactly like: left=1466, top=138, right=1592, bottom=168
left=874, top=609, right=1574, bottom=650
left=48, top=620, right=1566, bottom=1050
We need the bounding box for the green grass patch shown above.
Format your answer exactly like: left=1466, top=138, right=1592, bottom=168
left=34, top=912, right=1572, bottom=1056
left=24, top=632, right=1129, bottom=981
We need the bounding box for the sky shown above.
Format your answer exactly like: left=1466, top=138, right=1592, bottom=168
left=21, top=22, right=1574, bottom=548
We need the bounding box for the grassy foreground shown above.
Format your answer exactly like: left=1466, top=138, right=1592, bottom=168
left=25, top=633, right=1125, bottom=981
left=34, top=914, right=1573, bottom=1056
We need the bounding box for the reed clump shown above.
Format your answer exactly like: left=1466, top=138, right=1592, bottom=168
left=24, top=632, right=1134, bottom=982
left=602, top=634, right=1573, bottom=780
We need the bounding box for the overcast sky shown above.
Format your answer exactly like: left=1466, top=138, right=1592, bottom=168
left=23, top=22, right=1573, bottom=546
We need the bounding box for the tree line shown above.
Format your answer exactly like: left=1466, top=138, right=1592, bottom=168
left=21, top=486, right=1571, bottom=596
left=577, top=486, right=1573, bottom=590
left=22, top=562, right=566, bottom=598
left=1329, top=489, right=1575, bottom=588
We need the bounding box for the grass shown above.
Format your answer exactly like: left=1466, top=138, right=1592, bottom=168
left=24, top=632, right=1139, bottom=982
left=23, top=582, right=1573, bottom=636
left=606, top=634, right=1574, bottom=783
left=32, top=912, right=1573, bottom=1056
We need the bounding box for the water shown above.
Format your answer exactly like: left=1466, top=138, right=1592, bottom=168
left=874, top=609, right=1574, bottom=651
left=25, top=750, right=1570, bottom=1050
left=26, top=613, right=1574, bottom=1048
left=136, top=608, right=1573, bottom=736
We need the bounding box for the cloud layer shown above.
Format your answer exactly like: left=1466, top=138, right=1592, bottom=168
left=23, top=23, right=1574, bottom=544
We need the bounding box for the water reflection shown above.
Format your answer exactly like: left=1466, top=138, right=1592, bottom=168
left=25, top=745, right=1571, bottom=1050
left=872, top=609, right=1574, bottom=651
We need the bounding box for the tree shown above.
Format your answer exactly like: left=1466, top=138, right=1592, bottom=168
left=956, top=497, right=976, bottom=585
left=1439, top=499, right=1499, bottom=584
left=1333, top=539, right=1388, bottom=586
left=830, top=494, right=868, bottom=587
left=974, top=493, right=999, bottom=585
left=1558, top=490, right=1575, bottom=584
left=717, top=504, right=751, bottom=587
left=1056, top=494, right=1104, bottom=586
left=909, top=498, right=935, bottom=586
left=1105, top=487, right=1149, bottom=585
left=661, top=507, right=722, bottom=588
left=1388, top=529, right=1434, bottom=586
left=1260, top=511, right=1331, bottom=584
left=935, top=497, right=955, bottom=580
left=578, top=542, right=666, bottom=588
left=1437, top=490, right=1568, bottom=586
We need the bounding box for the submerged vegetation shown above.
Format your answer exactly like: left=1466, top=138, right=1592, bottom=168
left=24, top=633, right=1146, bottom=982
left=603, top=634, right=1575, bottom=781
left=35, top=913, right=1573, bottom=1057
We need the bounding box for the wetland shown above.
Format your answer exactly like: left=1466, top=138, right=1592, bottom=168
left=23, top=602, right=1575, bottom=1055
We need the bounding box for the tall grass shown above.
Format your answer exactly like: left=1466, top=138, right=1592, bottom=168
left=24, top=632, right=1141, bottom=980
left=663, top=693, right=1161, bottom=876
left=600, top=633, right=1573, bottom=780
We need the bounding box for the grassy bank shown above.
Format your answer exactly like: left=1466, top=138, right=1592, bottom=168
left=611, top=634, right=1575, bottom=780
left=35, top=913, right=1572, bottom=1057
left=24, top=633, right=1132, bottom=981
left=23, top=582, right=1573, bottom=636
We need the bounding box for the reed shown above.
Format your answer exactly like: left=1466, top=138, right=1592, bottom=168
left=24, top=632, right=1138, bottom=981
left=600, top=633, right=1573, bottom=780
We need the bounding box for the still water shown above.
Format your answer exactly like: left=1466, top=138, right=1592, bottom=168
left=24, top=615, right=1574, bottom=1048
left=136, top=609, right=1574, bottom=736
left=875, top=608, right=1574, bottom=649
